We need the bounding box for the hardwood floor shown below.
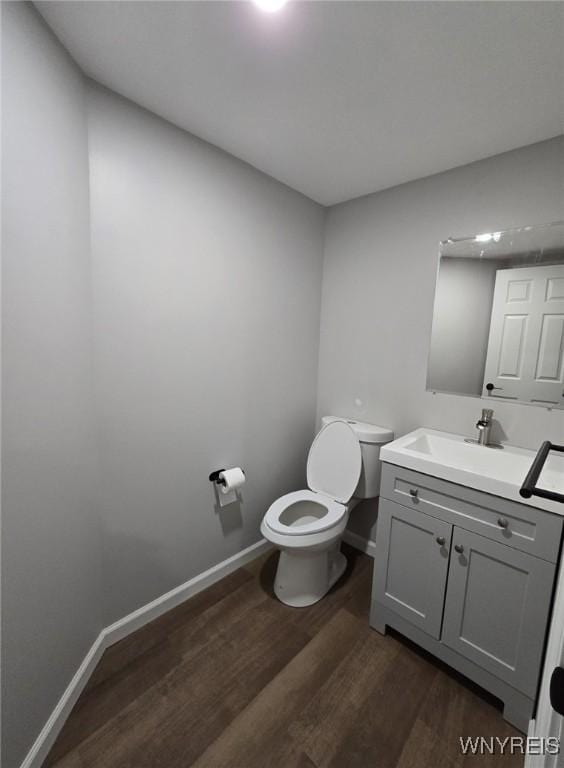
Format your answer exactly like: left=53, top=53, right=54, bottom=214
left=44, top=545, right=524, bottom=767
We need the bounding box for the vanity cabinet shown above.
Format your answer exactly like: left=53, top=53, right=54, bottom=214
left=371, top=463, right=563, bottom=732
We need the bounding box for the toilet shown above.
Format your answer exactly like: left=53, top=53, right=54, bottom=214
left=261, top=416, right=394, bottom=607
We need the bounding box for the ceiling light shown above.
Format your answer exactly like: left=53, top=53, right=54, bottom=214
left=253, top=0, right=288, bottom=12
left=475, top=232, right=502, bottom=244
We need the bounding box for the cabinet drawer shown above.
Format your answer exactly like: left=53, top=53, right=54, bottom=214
left=381, top=463, right=562, bottom=562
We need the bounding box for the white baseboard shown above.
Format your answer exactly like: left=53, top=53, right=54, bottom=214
left=103, top=538, right=271, bottom=646
left=19, top=633, right=107, bottom=768
left=19, top=538, right=271, bottom=768
left=343, top=529, right=377, bottom=558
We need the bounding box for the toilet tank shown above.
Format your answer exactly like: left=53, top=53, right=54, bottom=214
left=321, top=416, right=394, bottom=499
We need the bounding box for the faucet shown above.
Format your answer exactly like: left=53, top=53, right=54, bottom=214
left=465, top=408, right=503, bottom=447
left=476, top=408, right=494, bottom=446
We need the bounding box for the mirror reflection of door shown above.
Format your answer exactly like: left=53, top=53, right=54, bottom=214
left=482, top=264, right=564, bottom=405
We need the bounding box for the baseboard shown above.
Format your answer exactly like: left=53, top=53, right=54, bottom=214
left=19, top=633, right=107, bottom=768
left=343, top=529, right=377, bottom=558
left=103, top=538, right=272, bottom=646
left=19, top=538, right=271, bottom=768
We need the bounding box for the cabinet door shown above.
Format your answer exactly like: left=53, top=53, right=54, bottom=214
left=442, top=528, right=555, bottom=696
left=373, top=498, right=452, bottom=639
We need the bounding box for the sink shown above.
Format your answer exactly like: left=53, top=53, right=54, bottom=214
left=381, top=428, right=564, bottom=514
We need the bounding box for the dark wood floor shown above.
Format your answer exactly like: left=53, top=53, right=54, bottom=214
left=44, top=545, right=523, bottom=767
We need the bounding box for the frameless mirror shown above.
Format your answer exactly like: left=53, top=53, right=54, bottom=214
left=427, top=221, right=564, bottom=409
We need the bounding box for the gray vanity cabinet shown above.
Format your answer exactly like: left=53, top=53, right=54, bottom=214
left=441, top=527, right=554, bottom=696
left=373, top=499, right=451, bottom=639
left=371, top=463, right=563, bottom=732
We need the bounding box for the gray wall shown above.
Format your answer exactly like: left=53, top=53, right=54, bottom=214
left=86, top=84, right=325, bottom=623
left=1, top=4, right=102, bottom=767
left=3, top=7, right=562, bottom=764
left=427, top=256, right=502, bottom=396
left=2, top=11, right=324, bottom=763
left=317, top=136, right=564, bottom=543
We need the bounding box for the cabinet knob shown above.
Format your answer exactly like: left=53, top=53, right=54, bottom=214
left=409, top=488, right=418, bottom=498
left=454, top=544, right=464, bottom=554
left=497, top=517, right=509, bottom=529
left=436, top=536, right=446, bottom=546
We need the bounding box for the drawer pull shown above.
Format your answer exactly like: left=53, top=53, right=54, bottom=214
left=454, top=544, right=464, bottom=554
left=409, top=488, right=419, bottom=497
left=436, top=536, right=446, bottom=546
left=498, top=517, right=509, bottom=529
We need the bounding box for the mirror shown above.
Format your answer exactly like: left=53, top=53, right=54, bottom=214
left=427, top=221, right=564, bottom=409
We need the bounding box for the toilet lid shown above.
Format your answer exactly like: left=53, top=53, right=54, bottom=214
left=307, top=420, right=362, bottom=503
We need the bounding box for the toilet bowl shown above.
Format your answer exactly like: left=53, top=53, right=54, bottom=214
left=261, top=417, right=394, bottom=607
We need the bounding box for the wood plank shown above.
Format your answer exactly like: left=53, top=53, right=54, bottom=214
left=45, top=636, right=181, bottom=766
left=395, top=719, right=458, bottom=768
left=397, top=662, right=524, bottom=768
left=69, top=597, right=309, bottom=767
left=46, top=572, right=268, bottom=764
left=322, top=637, right=439, bottom=768
left=44, top=546, right=525, bottom=768
left=289, top=623, right=400, bottom=766
left=85, top=566, right=252, bottom=693
left=190, top=609, right=363, bottom=768
left=342, top=553, right=374, bottom=618
left=45, top=751, right=84, bottom=768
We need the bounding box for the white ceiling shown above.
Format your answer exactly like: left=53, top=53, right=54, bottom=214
left=36, top=1, right=564, bottom=206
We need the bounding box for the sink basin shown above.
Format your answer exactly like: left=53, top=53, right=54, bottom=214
left=381, top=428, right=564, bottom=515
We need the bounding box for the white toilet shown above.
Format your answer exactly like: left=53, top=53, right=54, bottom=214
left=261, top=416, right=394, bottom=607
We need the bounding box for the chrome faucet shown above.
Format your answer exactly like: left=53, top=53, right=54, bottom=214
left=465, top=408, right=502, bottom=448
left=476, top=408, right=494, bottom=446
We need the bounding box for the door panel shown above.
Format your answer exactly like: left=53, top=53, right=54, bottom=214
left=536, top=314, right=564, bottom=381
left=483, top=264, right=564, bottom=404
left=373, top=499, right=452, bottom=639
left=498, top=314, right=527, bottom=377
left=442, top=528, right=554, bottom=696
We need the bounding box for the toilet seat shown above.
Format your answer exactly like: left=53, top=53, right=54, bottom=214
left=263, top=490, right=346, bottom=536
left=264, top=420, right=362, bottom=538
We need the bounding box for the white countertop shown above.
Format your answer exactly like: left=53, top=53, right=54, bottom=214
left=380, top=427, right=564, bottom=516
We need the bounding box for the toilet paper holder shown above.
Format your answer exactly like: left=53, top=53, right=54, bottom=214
left=209, top=468, right=245, bottom=486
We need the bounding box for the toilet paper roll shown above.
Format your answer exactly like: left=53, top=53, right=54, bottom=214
left=218, top=467, right=245, bottom=495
